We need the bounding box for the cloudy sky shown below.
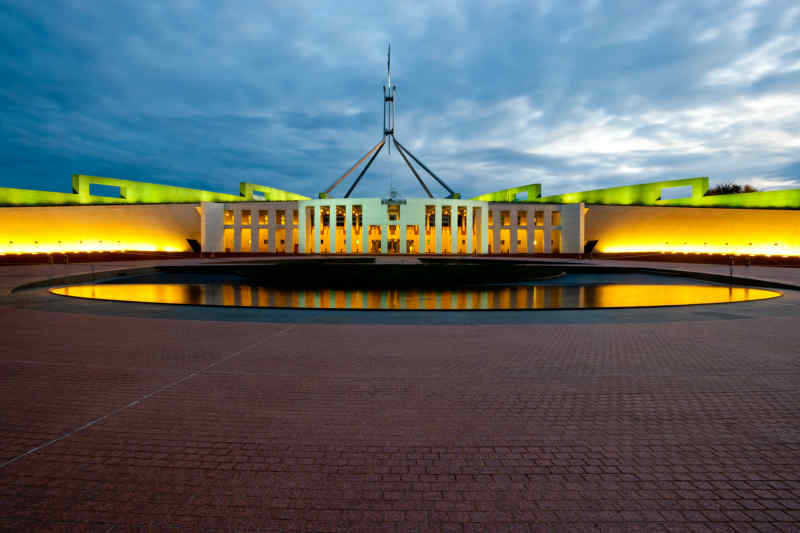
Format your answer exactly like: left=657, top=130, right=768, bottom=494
left=1, top=0, right=799, bottom=199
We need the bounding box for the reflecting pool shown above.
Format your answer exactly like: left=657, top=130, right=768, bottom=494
left=50, top=283, right=780, bottom=310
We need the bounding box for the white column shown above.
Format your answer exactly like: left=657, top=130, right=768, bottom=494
left=492, top=209, right=496, bottom=254
left=451, top=203, right=458, bottom=254
left=200, top=202, right=224, bottom=253
left=526, top=207, right=534, bottom=254
left=313, top=205, right=321, bottom=254
left=345, top=204, right=353, bottom=254
left=435, top=204, right=442, bottom=254
left=380, top=204, right=388, bottom=254
left=399, top=205, right=407, bottom=254
left=267, top=209, right=276, bottom=253
left=481, top=207, right=489, bottom=254
left=465, top=205, right=473, bottom=255
left=286, top=214, right=294, bottom=254
left=298, top=206, right=306, bottom=254
left=233, top=209, right=242, bottom=252
left=544, top=207, right=552, bottom=253
left=329, top=204, right=336, bottom=254
left=361, top=204, right=369, bottom=254
left=510, top=208, right=519, bottom=254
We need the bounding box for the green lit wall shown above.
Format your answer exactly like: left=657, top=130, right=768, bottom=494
left=0, top=174, right=309, bottom=207
left=537, top=177, right=709, bottom=205
left=474, top=177, right=800, bottom=209
left=471, top=184, right=542, bottom=202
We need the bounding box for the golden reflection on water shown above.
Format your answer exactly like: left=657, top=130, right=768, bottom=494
left=50, top=283, right=780, bottom=310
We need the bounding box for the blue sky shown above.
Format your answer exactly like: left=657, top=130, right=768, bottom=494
left=1, top=0, right=799, bottom=199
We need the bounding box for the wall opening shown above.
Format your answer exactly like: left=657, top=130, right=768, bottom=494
left=660, top=185, right=693, bottom=200
left=89, top=184, right=123, bottom=198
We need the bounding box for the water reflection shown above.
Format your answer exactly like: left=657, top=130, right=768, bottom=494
left=50, top=283, right=780, bottom=310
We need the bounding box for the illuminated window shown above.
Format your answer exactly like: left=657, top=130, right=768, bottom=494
left=500, top=211, right=510, bottom=226
left=224, top=210, right=234, bottom=225
left=534, top=210, right=544, bottom=226
left=223, top=228, right=234, bottom=252
left=517, top=229, right=528, bottom=253
left=387, top=204, right=400, bottom=222
left=517, top=211, right=527, bottom=226
left=258, top=210, right=269, bottom=225
left=275, top=229, right=286, bottom=252
left=277, top=210, right=286, bottom=225
left=351, top=206, right=363, bottom=253
left=551, top=228, right=562, bottom=253
left=369, top=225, right=382, bottom=254
left=351, top=205, right=363, bottom=227
left=292, top=209, right=298, bottom=225
left=406, top=225, right=419, bottom=254
left=241, top=210, right=252, bottom=225
left=552, top=211, right=561, bottom=226
left=241, top=228, right=252, bottom=251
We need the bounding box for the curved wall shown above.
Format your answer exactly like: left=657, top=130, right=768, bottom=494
left=0, top=204, right=201, bottom=254
left=586, top=205, right=800, bottom=256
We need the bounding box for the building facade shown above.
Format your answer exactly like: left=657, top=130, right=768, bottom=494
left=1, top=174, right=798, bottom=257
left=200, top=199, right=585, bottom=255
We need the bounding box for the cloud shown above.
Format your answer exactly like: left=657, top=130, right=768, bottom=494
left=0, top=0, right=799, bottom=200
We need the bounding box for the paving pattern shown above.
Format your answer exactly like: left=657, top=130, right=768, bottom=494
left=1, top=259, right=799, bottom=531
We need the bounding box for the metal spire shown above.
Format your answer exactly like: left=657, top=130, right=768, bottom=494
left=320, top=44, right=460, bottom=199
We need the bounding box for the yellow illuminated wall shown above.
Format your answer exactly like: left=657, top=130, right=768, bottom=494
left=0, top=204, right=200, bottom=254
left=586, top=205, right=800, bottom=256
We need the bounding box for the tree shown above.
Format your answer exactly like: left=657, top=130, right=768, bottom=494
left=706, top=182, right=759, bottom=195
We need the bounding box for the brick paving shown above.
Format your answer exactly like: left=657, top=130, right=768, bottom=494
left=0, top=259, right=799, bottom=531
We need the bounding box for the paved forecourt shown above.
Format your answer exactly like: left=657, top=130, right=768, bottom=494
left=1, top=257, right=799, bottom=531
